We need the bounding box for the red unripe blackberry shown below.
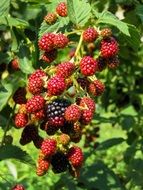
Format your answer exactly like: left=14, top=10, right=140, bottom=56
left=41, top=49, right=57, bottom=63
left=47, top=75, right=66, bottom=96
left=80, top=56, right=97, bottom=76
left=67, top=146, right=83, bottom=168
left=34, top=109, right=45, bottom=120
left=100, top=28, right=112, bottom=38
left=36, top=166, right=45, bottom=176
left=83, top=27, right=98, bottom=43
left=107, top=55, right=120, bottom=69
left=44, top=13, right=57, bottom=24
left=79, top=97, right=95, bottom=113
left=20, top=125, right=38, bottom=145
left=36, top=158, right=50, bottom=176
left=56, top=2, right=67, bottom=17
left=96, top=56, right=107, bottom=72
left=53, top=33, right=69, bottom=49
left=15, top=113, right=28, bottom=128
left=38, top=33, right=55, bottom=51
left=11, top=58, right=20, bottom=71
left=28, top=77, right=43, bottom=95
left=11, top=184, right=25, bottom=190
left=56, top=62, right=75, bottom=79
left=101, top=37, right=119, bottom=58
left=51, top=152, right=69, bottom=173
left=80, top=109, right=93, bottom=125
left=13, top=87, right=27, bottom=104
left=88, top=80, right=105, bottom=96
left=64, top=105, right=81, bottom=122
left=41, top=138, right=57, bottom=157
left=26, top=95, right=45, bottom=113
left=29, top=69, right=46, bottom=80
left=45, top=99, right=71, bottom=128
left=28, top=70, right=46, bottom=94
left=38, top=158, right=50, bottom=170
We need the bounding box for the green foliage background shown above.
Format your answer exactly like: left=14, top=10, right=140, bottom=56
left=0, top=0, right=143, bottom=189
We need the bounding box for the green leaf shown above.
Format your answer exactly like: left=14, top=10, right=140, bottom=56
left=67, top=0, right=91, bottom=27
left=136, top=5, right=143, bottom=23
left=39, top=17, right=69, bottom=38
left=96, top=138, right=125, bottom=151
left=124, top=24, right=141, bottom=51
left=0, top=145, right=35, bottom=167
left=96, top=11, right=130, bottom=36
left=0, top=17, right=28, bottom=28
left=79, top=161, right=125, bottom=190
left=18, top=45, right=35, bottom=74
left=0, top=0, right=10, bottom=17
left=0, top=88, right=12, bottom=112
left=6, top=161, right=17, bottom=180
left=0, top=73, right=26, bottom=111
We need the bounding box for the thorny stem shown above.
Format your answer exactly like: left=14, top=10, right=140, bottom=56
left=0, top=104, right=16, bottom=147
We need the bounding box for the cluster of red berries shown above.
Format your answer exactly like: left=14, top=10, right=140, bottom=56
left=44, top=2, right=67, bottom=25
left=12, top=1, right=120, bottom=178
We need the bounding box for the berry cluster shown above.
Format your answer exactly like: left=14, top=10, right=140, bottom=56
left=12, top=1, right=120, bottom=178
left=44, top=1, right=67, bottom=26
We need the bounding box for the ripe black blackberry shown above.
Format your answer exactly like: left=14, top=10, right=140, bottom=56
left=45, top=99, right=71, bottom=127
left=96, top=56, right=107, bottom=72
left=51, top=152, right=69, bottom=173
left=20, top=125, right=38, bottom=145
left=40, top=121, right=59, bottom=135
left=60, top=121, right=73, bottom=134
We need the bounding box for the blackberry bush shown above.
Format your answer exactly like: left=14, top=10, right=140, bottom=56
left=1, top=0, right=141, bottom=188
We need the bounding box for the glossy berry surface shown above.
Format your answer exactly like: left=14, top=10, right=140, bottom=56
left=56, top=2, right=67, bottom=17
left=67, top=146, right=83, bottom=168
left=38, top=33, right=55, bottom=52
left=41, top=138, right=57, bottom=156
left=101, top=37, right=119, bottom=58
left=64, top=105, right=81, bottom=122
left=80, top=56, right=97, bottom=76
left=47, top=75, right=66, bottom=96
left=15, top=113, right=28, bottom=128
left=26, top=95, right=45, bottom=113
left=83, top=27, right=98, bottom=42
